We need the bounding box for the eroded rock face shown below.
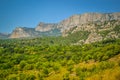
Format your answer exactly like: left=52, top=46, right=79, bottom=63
left=57, top=13, right=120, bottom=35
left=9, top=27, right=36, bottom=38
left=85, top=33, right=103, bottom=44
left=35, top=22, right=57, bottom=32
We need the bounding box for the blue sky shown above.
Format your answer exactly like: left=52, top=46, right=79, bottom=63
left=0, top=0, right=120, bottom=33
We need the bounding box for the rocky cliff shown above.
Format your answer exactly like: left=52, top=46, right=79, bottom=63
left=10, top=27, right=61, bottom=38
left=10, top=27, right=37, bottom=38
left=57, top=13, right=120, bottom=35
left=9, top=12, right=120, bottom=44
left=35, top=22, right=57, bottom=32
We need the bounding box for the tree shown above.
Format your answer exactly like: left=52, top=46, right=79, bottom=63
left=67, top=65, right=74, bottom=73
left=20, top=60, right=26, bottom=70
left=42, top=68, right=49, bottom=77
left=26, top=74, right=36, bottom=80
left=53, top=63, right=61, bottom=73
left=63, top=73, right=70, bottom=80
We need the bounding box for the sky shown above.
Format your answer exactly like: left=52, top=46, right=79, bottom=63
left=0, top=0, right=120, bottom=33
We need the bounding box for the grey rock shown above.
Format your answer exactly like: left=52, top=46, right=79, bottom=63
left=35, top=22, right=57, bottom=32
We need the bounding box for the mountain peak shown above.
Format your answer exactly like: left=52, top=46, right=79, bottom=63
left=9, top=27, right=32, bottom=38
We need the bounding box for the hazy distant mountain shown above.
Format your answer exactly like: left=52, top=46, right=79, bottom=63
left=9, top=12, right=120, bottom=44
left=9, top=27, right=61, bottom=38
left=0, top=33, right=10, bottom=39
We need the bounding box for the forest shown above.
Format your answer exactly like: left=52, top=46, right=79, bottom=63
left=0, top=37, right=120, bottom=80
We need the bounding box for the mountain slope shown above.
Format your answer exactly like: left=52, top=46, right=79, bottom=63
left=57, top=12, right=120, bottom=34
left=9, top=27, right=38, bottom=38
left=35, top=22, right=57, bottom=32
left=0, top=33, right=9, bottom=39
left=0, top=37, right=120, bottom=80
left=9, top=12, right=120, bottom=43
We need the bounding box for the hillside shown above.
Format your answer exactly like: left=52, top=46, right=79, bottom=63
left=0, top=37, right=120, bottom=80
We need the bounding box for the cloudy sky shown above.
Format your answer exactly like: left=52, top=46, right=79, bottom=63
left=0, top=0, right=120, bottom=33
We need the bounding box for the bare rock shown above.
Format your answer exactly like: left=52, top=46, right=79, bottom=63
left=35, top=22, right=57, bottom=32
left=85, top=33, right=103, bottom=44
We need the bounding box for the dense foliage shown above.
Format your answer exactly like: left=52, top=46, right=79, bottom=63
left=0, top=37, right=120, bottom=80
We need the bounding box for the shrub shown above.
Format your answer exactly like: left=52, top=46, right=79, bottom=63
left=76, top=67, right=81, bottom=76
left=67, top=65, right=74, bottom=73
left=63, top=73, right=70, bottom=80
left=7, top=74, right=18, bottom=80
left=0, top=70, right=9, bottom=79
left=1, top=62, right=13, bottom=69
left=38, top=73, right=44, bottom=80
left=42, top=68, right=50, bottom=77
left=24, top=64, right=34, bottom=70
left=19, top=60, right=26, bottom=70
left=26, top=74, right=36, bottom=80
left=19, top=73, right=26, bottom=80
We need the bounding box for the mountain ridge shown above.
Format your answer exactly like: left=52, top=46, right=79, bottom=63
left=1, top=12, right=120, bottom=44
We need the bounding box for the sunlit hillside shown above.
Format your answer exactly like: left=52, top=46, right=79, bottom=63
left=0, top=38, right=120, bottom=80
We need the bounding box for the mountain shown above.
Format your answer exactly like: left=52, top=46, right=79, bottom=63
left=35, top=22, right=61, bottom=36
left=10, top=27, right=38, bottom=38
left=10, top=26, right=61, bottom=38
left=57, top=12, right=120, bottom=36
left=9, top=12, right=120, bottom=44
left=0, top=33, right=10, bottom=39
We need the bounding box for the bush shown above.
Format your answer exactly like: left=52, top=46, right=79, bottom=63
left=24, top=64, right=34, bottom=70
left=67, top=65, right=73, bottom=73
left=0, top=70, right=9, bottom=79
left=38, top=73, right=44, bottom=80
left=63, top=73, right=70, bottom=80
left=53, top=63, right=61, bottom=73
left=19, top=73, right=26, bottom=80
left=98, top=61, right=114, bottom=70
left=76, top=67, right=81, bottom=76
left=42, top=68, right=50, bottom=77
left=1, top=62, right=13, bottom=69
left=26, top=74, right=36, bottom=80
left=7, top=74, right=18, bottom=80
left=19, top=60, right=26, bottom=70
left=35, top=62, right=42, bottom=70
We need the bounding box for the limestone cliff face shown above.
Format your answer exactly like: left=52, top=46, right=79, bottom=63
left=35, top=22, right=57, bottom=32
left=57, top=13, right=120, bottom=34
left=9, top=27, right=36, bottom=38
left=71, top=20, right=120, bottom=44
left=57, top=12, right=120, bottom=44
left=10, top=26, right=61, bottom=38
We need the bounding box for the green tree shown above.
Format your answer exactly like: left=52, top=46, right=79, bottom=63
left=26, top=74, right=36, bottom=80
left=20, top=60, right=26, bottom=70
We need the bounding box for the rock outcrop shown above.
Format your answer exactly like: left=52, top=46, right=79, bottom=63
left=57, top=13, right=120, bottom=35
left=9, top=27, right=37, bottom=38
left=35, top=22, right=57, bottom=32
left=10, top=27, right=61, bottom=38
